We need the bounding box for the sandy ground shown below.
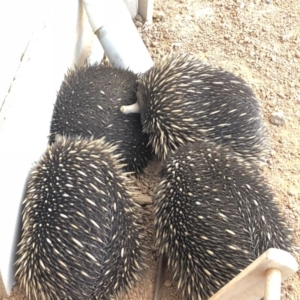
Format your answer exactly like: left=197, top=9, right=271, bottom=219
left=5, top=0, right=300, bottom=299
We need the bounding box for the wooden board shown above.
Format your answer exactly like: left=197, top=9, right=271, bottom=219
left=209, top=248, right=298, bottom=300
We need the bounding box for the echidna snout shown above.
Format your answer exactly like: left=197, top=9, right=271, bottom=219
left=16, top=137, right=147, bottom=300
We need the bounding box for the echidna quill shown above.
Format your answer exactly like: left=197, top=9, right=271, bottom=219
left=153, top=140, right=294, bottom=300
left=16, top=137, right=147, bottom=300
left=121, top=53, right=268, bottom=164
left=49, top=63, right=153, bottom=174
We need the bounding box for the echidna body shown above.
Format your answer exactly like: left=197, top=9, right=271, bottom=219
left=121, top=54, right=268, bottom=164
left=16, top=137, right=146, bottom=300
left=153, top=140, right=293, bottom=300
left=49, top=63, right=153, bottom=174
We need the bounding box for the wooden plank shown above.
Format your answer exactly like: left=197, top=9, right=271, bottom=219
left=209, top=248, right=298, bottom=300
left=264, top=268, right=281, bottom=300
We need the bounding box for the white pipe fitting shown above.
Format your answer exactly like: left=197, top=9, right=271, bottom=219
left=83, top=0, right=154, bottom=74
left=120, top=102, right=140, bottom=114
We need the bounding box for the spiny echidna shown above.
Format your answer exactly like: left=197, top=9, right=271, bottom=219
left=153, top=140, right=294, bottom=300
left=121, top=53, right=268, bottom=164
left=49, top=63, right=153, bottom=174
left=16, top=137, right=146, bottom=300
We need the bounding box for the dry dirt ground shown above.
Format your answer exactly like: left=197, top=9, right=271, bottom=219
left=6, top=0, right=300, bottom=299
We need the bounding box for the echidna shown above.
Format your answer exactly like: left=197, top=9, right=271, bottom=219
left=153, top=140, right=294, bottom=300
left=121, top=53, right=268, bottom=164
left=49, top=63, right=153, bottom=174
left=16, top=137, right=146, bottom=300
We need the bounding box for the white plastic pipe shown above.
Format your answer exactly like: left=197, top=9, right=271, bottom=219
left=83, top=0, right=154, bottom=74
left=120, top=102, right=140, bottom=114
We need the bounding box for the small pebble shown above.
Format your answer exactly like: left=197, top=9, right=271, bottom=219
left=172, top=42, right=182, bottom=48
left=288, top=189, right=297, bottom=197
left=151, top=41, right=159, bottom=47
left=135, top=14, right=143, bottom=22
left=287, top=283, right=295, bottom=291
left=268, top=100, right=276, bottom=107
left=269, top=111, right=286, bottom=126
left=153, top=10, right=165, bottom=20
left=135, top=20, right=143, bottom=28
left=164, top=279, right=172, bottom=287
left=194, top=7, right=214, bottom=19
left=134, top=194, right=152, bottom=205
